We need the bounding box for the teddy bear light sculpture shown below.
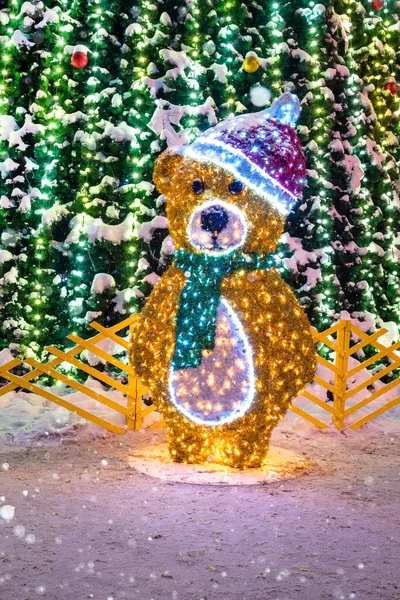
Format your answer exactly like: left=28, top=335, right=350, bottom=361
left=130, top=93, right=316, bottom=469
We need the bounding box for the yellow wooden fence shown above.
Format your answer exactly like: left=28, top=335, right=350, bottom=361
left=0, top=318, right=399, bottom=433
left=0, top=315, right=144, bottom=435
left=293, top=320, right=400, bottom=430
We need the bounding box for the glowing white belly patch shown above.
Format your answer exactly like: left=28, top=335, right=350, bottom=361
left=169, top=298, right=255, bottom=426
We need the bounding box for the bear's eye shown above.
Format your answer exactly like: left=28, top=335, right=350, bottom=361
left=191, top=179, right=204, bottom=195
left=229, top=180, right=244, bottom=195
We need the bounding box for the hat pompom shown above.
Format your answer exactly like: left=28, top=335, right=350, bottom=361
left=264, top=92, right=301, bottom=127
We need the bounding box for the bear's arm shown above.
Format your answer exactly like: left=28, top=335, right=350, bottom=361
left=265, top=270, right=316, bottom=402
left=223, top=268, right=316, bottom=409
left=130, top=264, right=185, bottom=390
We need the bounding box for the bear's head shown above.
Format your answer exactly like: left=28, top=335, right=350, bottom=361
left=154, top=93, right=306, bottom=256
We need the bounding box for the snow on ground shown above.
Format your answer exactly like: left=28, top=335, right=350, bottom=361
left=0, top=377, right=161, bottom=444
left=0, top=343, right=399, bottom=599
left=0, top=427, right=399, bottom=599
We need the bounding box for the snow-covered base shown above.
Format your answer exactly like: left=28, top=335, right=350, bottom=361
left=129, top=439, right=313, bottom=485
left=0, top=378, right=162, bottom=444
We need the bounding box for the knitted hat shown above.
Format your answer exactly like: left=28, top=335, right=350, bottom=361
left=178, top=92, right=306, bottom=215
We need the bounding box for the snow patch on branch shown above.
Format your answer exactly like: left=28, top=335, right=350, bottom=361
left=41, top=202, right=70, bottom=227
left=7, top=115, right=44, bottom=150
left=125, top=23, right=142, bottom=36
left=365, top=137, right=385, bottom=168
left=36, top=8, right=59, bottom=28
left=101, top=120, right=139, bottom=143
left=0, top=158, right=19, bottom=179
left=344, top=154, right=364, bottom=195
left=138, top=215, right=168, bottom=242
left=11, top=30, right=34, bottom=48
left=280, top=234, right=329, bottom=281
left=66, top=213, right=134, bottom=246
left=148, top=101, right=186, bottom=146
left=148, top=98, right=216, bottom=147
left=89, top=175, right=119, bottom=195
left=61, top=111, right=89, bottom=125
left=64, top=44, right=90, bottom=55
left=91, top=273, right=116, bottom=295
left=0, top=250, right=14, bottom=264
left=210, top=63, right=227, bottom=84
left=291, top=49, right=313, bottom=63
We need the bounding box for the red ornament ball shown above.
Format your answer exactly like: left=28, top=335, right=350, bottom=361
left=71, top=51, right=88, bottom=69
left=384, top=80, right=398, bottom=95
left=372, top=0, right=384, bottom=10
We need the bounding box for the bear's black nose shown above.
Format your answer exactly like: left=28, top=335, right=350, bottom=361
left=200, top=205, right=229, bottom=236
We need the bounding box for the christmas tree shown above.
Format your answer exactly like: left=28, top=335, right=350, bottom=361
left=1, top=0, right=399, bottom=358
left=279, top=0, right=400, bottom=336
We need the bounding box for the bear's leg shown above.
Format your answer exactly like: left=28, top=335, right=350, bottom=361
left=215, top=421, right=273, bottom=469
left=165, top=418, right=213, bottom=464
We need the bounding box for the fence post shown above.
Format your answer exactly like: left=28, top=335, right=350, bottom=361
left=127, top=323, right=142, bottom=431
left=126, top=372, right=135, bottom=431
left=333, top=320, right=350, bottom=429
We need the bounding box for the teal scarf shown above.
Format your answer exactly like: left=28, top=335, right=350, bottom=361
left=172, top=249, right=274, bottom=370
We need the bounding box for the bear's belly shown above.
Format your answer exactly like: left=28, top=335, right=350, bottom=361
left=169, top=298, right=255, bottom=425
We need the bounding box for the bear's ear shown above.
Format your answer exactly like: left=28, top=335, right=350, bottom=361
left=153, top=149, right=183, bottom=196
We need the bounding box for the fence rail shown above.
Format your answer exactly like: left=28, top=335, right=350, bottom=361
left=0, top=319, right=398, bottom=434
